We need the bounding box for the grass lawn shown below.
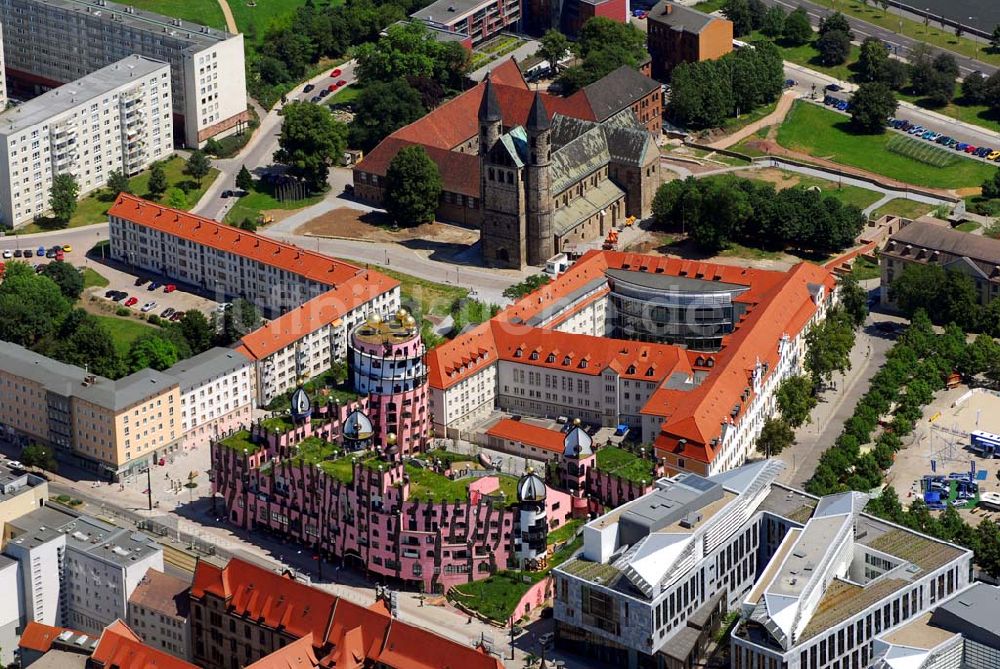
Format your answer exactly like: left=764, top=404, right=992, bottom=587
left=720, top=99, right=778, bottom=135
left=17, top=156, right=219, bottom=234
left=218, top=429, right=257, bottom=453
left=775, top=102, right=996, bottom=189
left=871, top=198, right=935, bottom=219
left=693, top=0, right=725, bottom=11
left=327, top=84, right=362, bottom=107
left=740, top=171, right=882, bottom=210
left=757, top=33, right=860, bottom=83
left=223, top=180, right=323, bottom=226
left=804, top=0, right=1000, bottom=67
left=956, top=221, right=981, bottom=232
left=127, top=0, right=226, bottom=29
left=357, top=262, right=469, bottom=319
left=547, top=518, right=583, bottom=545
left=718, top=242, right=784, bottom=260
left=850, top=257, right=881, bottom=281
left=82, top=268, right=109, bottom=289
left=595, top=446, right=655, bottom=484
left=896, top=91, right=1000, bottom=135
left=92, top=314, right=156, bottom=355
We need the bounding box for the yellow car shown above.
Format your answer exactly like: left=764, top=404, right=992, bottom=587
left=62, top=244, right=72, bottom=253
left=988, top=150, right=1000, bottom=161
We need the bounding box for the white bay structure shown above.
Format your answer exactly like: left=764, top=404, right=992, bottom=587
left=552, top=461, right=973, bottom=669
left=0, top=55, right=171, bottom=227
left=0, top=0, right=247, bottom=148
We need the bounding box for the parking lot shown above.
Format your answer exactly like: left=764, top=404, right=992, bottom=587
left=86, top=259, right=220, bottom=320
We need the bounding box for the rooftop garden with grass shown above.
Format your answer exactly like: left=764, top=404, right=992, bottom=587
left=450, top=537, right=583, bottom=623
left=218, top=430, right=258, bottom=453
left=596, top=446, right=656, bottom=485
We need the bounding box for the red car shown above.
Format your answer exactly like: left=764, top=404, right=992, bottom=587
left=330, top=68, right=342, bottom=78
left=337, top=80, right=347, bottom=88
left=164, top=284, right=176, bottom=293
left=124, top=297, right=138, bottom=307
left=965, top=145, right=978, bottom=153
left=328, top=83, right=336, bottom=92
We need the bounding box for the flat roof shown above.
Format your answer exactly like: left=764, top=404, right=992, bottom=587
left=769, top=514, right=848, bottom=598
left=162, top=347, right=250, bottom=393
left=606, top=268, right=749, bottom=295
left=411, top=0, right=491, bottom=24
left=21, top=0, right=235, bottom=45
left=0, top=55, right=167, bottom=135
left=881, top=612, right=958, bottom=650
left=932, top=583, right=1000, bottom=642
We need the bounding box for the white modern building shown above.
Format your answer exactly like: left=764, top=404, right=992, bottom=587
left=552, top=462, right=973, bottom=669
left=3, top=506, right=164, bottom=635
left=163, top=347, right=255, bottom=451
left=0, top=555, right=20, bottom=666
left=108, top=194, right=402, bottom=406
left=0, top=55, right=172, bottom=228
left=0, top=0, right=247, bottom=147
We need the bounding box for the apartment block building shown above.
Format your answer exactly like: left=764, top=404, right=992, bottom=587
left=646, top=1, right=733, bottom=81
left=0, top=341, right=181, bottom=478
left=4, top=506, right=164, bottom=635
left=0, top=0, right=248, bottom=147
left=0, top=55, right=172, bottom=227
left=163, top=347, right=255, bottom=451
left=190, top=556, right=506, bottom=669
left=880, top=218, right=1000, bottom=308
left=552, top=461, right=973, bottom=669
left=428, top=251, right=835, bottom=477
left=411, top=0, right=521, bottom=46
left=126, top=569, right=191, bottom=661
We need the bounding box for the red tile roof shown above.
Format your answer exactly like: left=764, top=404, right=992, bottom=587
left=487, top=419, right=567, bottom=453
left=90, top=620, right=198, bottom=669
left=427, top=251, right=835, bottom=467
left=238, top=273, right=400, bottom=360
left=246, top=634, right=320, bottom=669
left=19, top=621, right=85, bottom=653
left=359, top=137, right=480, bottom=197
left=191, top=558, right=503, bottom=669
left=108, top=194, right=363, bottom=287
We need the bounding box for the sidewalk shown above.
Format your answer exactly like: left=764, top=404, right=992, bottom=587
left=707, top=91, right=798, bottom=150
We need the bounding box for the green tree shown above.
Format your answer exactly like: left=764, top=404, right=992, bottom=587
left=756, top=418, right=795, bottom=458
left=777, top=376, right=817, bottom=428
left=962, top=71, right=989, bottom=104
left=107, top=169, right=132, bottom=196
left=503, top=274, right=552, bottom=300
left=236, top=165, right=254, bottom=192
left=51, top=312, right=124, bottom=379
left=49, top=173, right=79, bottom=224
left=238, top=217, right=258, bottom=232
left=184, top=150, right=212, bottom=185
left=41, top=261, right=84, bottom=300
left=0, top=263, right=70, bottom=346
left=760, top=5, right=786, bottom=37
left=348, top=80, right=426, bottom=152
left=178, top=310, right=214, bottom=354
left=355, top=21, right=469, bottom=88
left=164, top=187, right=187, bottom=209
left=815, top=29, right=851, bottom=65
left=783, top=7, right=813, bottom=45
left=838, top=274, right=869, bottom=327
left=384, top=145, right=442, bottom=227
left=127, top=333, right=179, bottom=372
left=274, top=102, right=348, bottom=192
left=538, top=29, right=570, bottom=73
left=689, top=178, right=752, bottom=252
left=805, top=310, right=856, bottom=387
left=857, top=37, right=890, bottom=83
left=818, top=11, right=852, bottom=38
left=147, top=162, right=168, bottom=199
left=722, top=0, right=754, bottom=37
left=976, top=520, right=1000, bottom=579
left=909, top=44, right=957, bottom=106
left=981, top=169, right=1000, bottom=199
left=20, top=443, right=58, bottom=472
left=850, top=82, right=898, bottom=133
left=991, top=25, right=1000, bottom=52
left=203, top=137, right=223, bottom=157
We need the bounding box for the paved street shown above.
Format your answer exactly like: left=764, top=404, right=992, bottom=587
left=775, top=283, right=903, bottom=487
left=759, top=0, right=996, bottom=78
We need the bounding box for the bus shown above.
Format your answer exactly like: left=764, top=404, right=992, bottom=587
left=971, top=430, right=1000, bottom=456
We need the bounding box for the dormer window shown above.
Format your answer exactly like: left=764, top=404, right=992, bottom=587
left=514, top=349, right=523, bottom=358
left=563, top=356, right=571, bottom=365
left=579, top=359, right=589, bottom=369
left=546, top=353, right=556, bottom=363
left=646, top=367, right=654, bottom=376
left=530, top=351, right=539, bottom=360
left=627, top=365, right=636, bottom=374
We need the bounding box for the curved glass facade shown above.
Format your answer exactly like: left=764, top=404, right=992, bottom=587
left=606, top=269, right=749, bottom=350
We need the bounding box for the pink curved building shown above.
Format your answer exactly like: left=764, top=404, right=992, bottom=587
left=349, top=312, right=429, bottom=458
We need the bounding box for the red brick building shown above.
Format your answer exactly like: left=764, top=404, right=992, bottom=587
left=647, top=0, right=733, bottom=81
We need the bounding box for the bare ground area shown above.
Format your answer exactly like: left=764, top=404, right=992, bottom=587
left=294, top=207, right=480, bottom=245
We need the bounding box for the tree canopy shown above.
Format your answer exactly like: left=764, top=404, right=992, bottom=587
left=777, top=375, right=817, bottom=428
left=384, top=145, right=442, bottom=227
left=355, top=21, right=469, bottom=90
left=783, top=7, right=813, bottom=45
left=556, top=18, right=647, bottom=93
left=756, top=418, right=795, bottom=458
left=127, top=333, right=180, bottom=372
left=50, top=173, right=79, bottom=225
left=348, top=79, right=426, bottom=152
left=184, top=150, right=212, bottom=185
left=909, top=43, right=958, bottom=106
left=274, top=102, right=348, bottom=193
left=0, top=262, right=70, bottom=347
left=850, top=82, right=898, bottom=133
left=41, top=261, right=84, bottom=301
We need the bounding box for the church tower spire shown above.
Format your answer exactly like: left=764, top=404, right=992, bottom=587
left=526, top=90, right=554, bottom=266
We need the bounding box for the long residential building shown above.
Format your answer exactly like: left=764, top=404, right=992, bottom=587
left=108, top=194, right=402, bottom=405
left=0, top=55, right=172, bottom=227
left=552, top=461, right=974, bottom=669
left=3, top=506, right=164, bottom=635
left=427, top=250, right=836, bottom=477
left=0, top=0, right=248, bottom=147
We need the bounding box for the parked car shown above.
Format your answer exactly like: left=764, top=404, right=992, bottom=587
left=825, top=83, right=843, bottom=92
left=956, top=142, right=968, bottom=151
left=303, top=83, right=315, bottom=93
left=23, top=249, right=32, bottom=258
left=45, top=249, right=56, bottom=258
left=141, top=301, right=157, bottom=313
left=161, top=307, right=176, bottom=319
left=135, top=277, right=149, bottom=286
left=34, top=263, right=47, bottom=273
left=310, top=95, right=322, bottom=103
left=337, top=79, right=347, bottom=88
left=990, top=150, right=1000, bottom=161
left=148, top=282, right=160, bottom=290
left=124, top=296, right=138, bottom=307
left=13, top=249, right=22, bottom=258
left=62, top=244, right=72, bottom=253
left=36, top=246, right=45, bottom=256
left=328, top=83, right=336, bottom=92
left=1, top=250, right=10, bottom=259
left=164, top=284, right=176, bottom=293
left=539, top=633, right=555, bottom=647
left=221, top=190, right=233, bottom=198
left=318, top=88, right=331, bottom=98
left=170, top=312, right=184, bottom=321
left=784, top=78, right=797, bottom=88
left=965, top=145, right=978, bottom=153
left=55, top=250, right=63, bottom=262
left=330, top=68, right=342, bottom=78
left=104, top=290, right=117, bottom=298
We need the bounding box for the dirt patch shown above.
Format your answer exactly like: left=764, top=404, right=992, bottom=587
left=746, top=167, right=804, bottom=190
left=955, top=187, right=982, bottom=197
left=295, top=207, right=480, bottom=245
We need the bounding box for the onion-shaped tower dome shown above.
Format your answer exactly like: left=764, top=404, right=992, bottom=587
left=343, top=409, right=374, bottom=442
left=290, top=387, right=312, bottom=423
left=563, top=425, right=593, bottom=458
left=517, top=467, right=547, bottom=503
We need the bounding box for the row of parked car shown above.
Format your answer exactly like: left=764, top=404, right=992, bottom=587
left=135, top=276, right=177, bottom=292
left=823, top=95, right=851, bottom=112
left=889, top=118, right=1000, bottom=159
left=104, top=289, right=184, bottom=318
left=1, top=244, right=71, bottom=260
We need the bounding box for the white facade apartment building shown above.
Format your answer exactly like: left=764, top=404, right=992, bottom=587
left=161, top=347, right=255, bottom=451
left=0, top=22, right=7, bottom=108
left=3, top=506, right=163, bottom=636
left=0, top=55, right=171, bottom=227
left=0, top=556, right=21, bottom=666
left=0, top=0, right=247, bottom=147
left=553, top=462, right=974, bottom=669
